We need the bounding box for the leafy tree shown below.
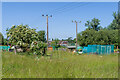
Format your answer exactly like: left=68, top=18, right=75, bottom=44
left=96, top=30, right=110, bottom=45
left=6, top=24, right=39, bottom=51
left=97, top=29, right=118, bottom=48
left=67, top=37, right=72, bottom=43
left=77, top=29, right=118, bottom=48
left=78, top=13, right=118, bottom=48
left=6, top=24, right=47, bottom=54
left=78, top=29, right=97, bottom=46
left=30, top=41, right=47, bottom=55
left=38, top=30, right=46, bottom=42
left=4, top=38, right=8, bottom=45
left=85, top=18, right=102, bottom=31
left=51, top=38, right=60, bottom=48
left=52, top=38, right=54, bottom=41
left=0, top=32, right=4, bottom=45
left=107, top=12, right=120, bottom=30
left=67, top=37, right=75, bottom=44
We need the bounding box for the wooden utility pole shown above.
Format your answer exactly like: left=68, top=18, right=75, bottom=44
left=76, top=22, right=77, bottom=52
left=42, top=14, right=52, bottom=50
left=47, top=16, right=48, bottom=49
left=72, top=20, right=81, bottom=52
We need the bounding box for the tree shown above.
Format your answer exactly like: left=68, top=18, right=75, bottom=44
left=51, top=38, right=60, bottom=48
left=77, top=29, right=97, bottom=46
left=97, top=29, right=118, bottom=48
left=6, top=24, right=47, bottom=54
left=6, top=24, right=39, bottom=51
left=85, top=18, right=102, bottom=31
left=67, top=37, right=74, bottom=43
left=52, top=38, right=54, bottom=41
left=96, top=30, right=109, bottom=45
left=4, top=38, right=8, bottom=45
left=0, top=32, right=4, bottom=45
left=38, top=30, right=46, bottom=42
left=106, top=12, right=119, bottom=48
left=107, top=12, right=120, bottom=30
left=30, top=41, right=47, bottom=55
left=77, top=29, right=118, bottom=48
left=67, top=37, right=72, bottom=43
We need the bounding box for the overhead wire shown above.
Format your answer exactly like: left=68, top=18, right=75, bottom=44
left=28, top=2, right=84, bottom=25
left=46, top=0, right=82, bottom=14
left=27, top=2, right=90, bottom=28
left=51, top=2, right=90, bottom=16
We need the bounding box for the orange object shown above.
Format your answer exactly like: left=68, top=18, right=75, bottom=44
left=48, top=47, right=53, bottom=51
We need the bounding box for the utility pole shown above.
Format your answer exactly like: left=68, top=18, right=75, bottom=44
left=72, top=20, right=81, bottom=52
left=42, top=14, right=52, bottom=50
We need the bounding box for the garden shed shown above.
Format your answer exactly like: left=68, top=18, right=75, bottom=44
left=83, top=45, right=114, bottom=54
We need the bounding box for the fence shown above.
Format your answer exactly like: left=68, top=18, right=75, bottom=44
left=83, top=45, right=114, bottom=54
left=0, top=46, right=10, bottom=51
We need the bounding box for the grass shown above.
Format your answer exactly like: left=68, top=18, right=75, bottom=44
left=2, top=51, right=118, bottom=78
left=0, top=51, right=2, bottom=79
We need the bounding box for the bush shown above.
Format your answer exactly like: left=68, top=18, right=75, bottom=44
left=30, top=41, right=47, bottom=55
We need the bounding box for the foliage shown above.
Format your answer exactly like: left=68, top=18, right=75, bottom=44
left=6, top=24, right=47, bottom=54
left=6, top=24, right=39, bottom=46
left=61, top=37, right=75, bottom=43
left=85, top=18, right=102, bottom=31
left=67, top=37, right=73, bottom=43
left=0, top=33, right=10, bottom=46
left=3, top=39, right=8, bottom=45
left=107, top=12, right=120, bottom=30
left=38, top=30, right=46, bottom=42
left=30, top=41, right=47, bottom=55
left=78, top=29, right=118, bottom=47
left=0, top=32, right=4, bottom=45
left=78, top=29, right=97, bottom=46
left=78, top=12, right=118, bottom=48
left=97, top=30, right=118, bottom=46
left=51, top=38, right=60, bottom=48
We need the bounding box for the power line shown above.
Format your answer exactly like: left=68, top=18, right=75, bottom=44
left=28, top=3, right=82, bottom=25
left=27, top=2, right=90, bottom=30
left=46, top=0, right=82, bottom=14
left=47, top=2, right=82, bottom=14
left=52, top=2, right=89, bottom=16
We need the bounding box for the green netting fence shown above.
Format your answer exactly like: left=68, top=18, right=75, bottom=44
left=0, top=46, right=10, bottom=51
left=83, top=45, right=114, bottom=54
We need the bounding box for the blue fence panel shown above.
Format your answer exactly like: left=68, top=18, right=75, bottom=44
left=0, top=46, right=10, bottom=51
left=82, top=47, right=88, bottom=53
left=83, top=45, right=114, bottom=54
left=111, top=45, right=114, bottom=53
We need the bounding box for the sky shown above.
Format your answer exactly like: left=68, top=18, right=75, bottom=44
left=1, top=0, right=120, bottom=2
left=1, top=2, right=118, bottom=40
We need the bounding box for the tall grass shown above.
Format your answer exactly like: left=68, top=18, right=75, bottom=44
left=0, top=51, right=2, bottom=79
left=2, top=51, right=118, bottom=78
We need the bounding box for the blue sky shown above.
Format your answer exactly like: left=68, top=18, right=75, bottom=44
left=2, top=2, right=118, bottom=40
left=1, top=0, right=119, bottom=2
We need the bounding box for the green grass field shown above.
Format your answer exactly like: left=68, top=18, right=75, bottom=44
left=2, top=51, right=118, bottom=78
left=0, top=52, right=2, bottom=79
